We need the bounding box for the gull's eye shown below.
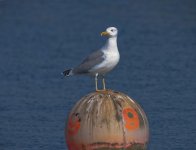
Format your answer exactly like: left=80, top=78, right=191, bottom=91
left=111, top=29, right=114, bottom=32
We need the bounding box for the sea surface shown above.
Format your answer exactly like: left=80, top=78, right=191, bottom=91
left=0, top=0, right=195, bottom=150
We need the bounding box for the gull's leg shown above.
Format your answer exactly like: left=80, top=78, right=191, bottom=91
left=102, top=76, right=106, bottom=90
left=95, top=73, right=98, bottom=91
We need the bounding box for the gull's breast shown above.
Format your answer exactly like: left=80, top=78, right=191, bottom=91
left=90, top=50, right=120, bottom=75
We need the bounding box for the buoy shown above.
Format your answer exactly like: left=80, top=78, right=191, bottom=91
left=65, top=90, right=149, bottom=150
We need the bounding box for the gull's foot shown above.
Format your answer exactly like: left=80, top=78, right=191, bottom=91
left=96, top=89, right=107, bottom=92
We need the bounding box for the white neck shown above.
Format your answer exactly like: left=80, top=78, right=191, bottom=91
left=104, top=36, right=118, bottom=50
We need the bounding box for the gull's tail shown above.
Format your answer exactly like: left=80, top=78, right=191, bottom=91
left=62, top=69, right=73, bottom=77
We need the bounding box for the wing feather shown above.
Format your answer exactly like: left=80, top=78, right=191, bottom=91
left=73, top=50, right=104, bottom=74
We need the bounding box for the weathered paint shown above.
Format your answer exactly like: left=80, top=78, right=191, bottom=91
left=65, top=90, right=149, bottom=150
left=122, top=108, right=139, bottom=131
left=67, top=114, right=81, bottom=136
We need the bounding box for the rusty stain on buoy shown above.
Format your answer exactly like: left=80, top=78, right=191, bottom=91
left=65, top=90, right=149, bottom=150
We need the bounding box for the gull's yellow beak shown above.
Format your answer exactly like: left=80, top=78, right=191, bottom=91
left=101, top=31, right=110, bottom=36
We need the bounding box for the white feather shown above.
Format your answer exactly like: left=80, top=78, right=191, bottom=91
left=89, top=34, right=120, bottom=75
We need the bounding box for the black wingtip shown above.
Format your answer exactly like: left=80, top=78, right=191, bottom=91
left=62, top=69, right=72, bottom=77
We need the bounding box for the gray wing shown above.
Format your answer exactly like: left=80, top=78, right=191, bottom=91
left=73, top=50, right=104, bottom=74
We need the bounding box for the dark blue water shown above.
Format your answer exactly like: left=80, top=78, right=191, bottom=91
left=0, top=0, right=195, bottom=149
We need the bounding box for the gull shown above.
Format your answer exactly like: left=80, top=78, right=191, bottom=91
left=63, top=27, right=120, bottom=91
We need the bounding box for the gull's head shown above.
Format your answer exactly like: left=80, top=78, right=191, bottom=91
left=101, top=27, right=118, bottom=38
